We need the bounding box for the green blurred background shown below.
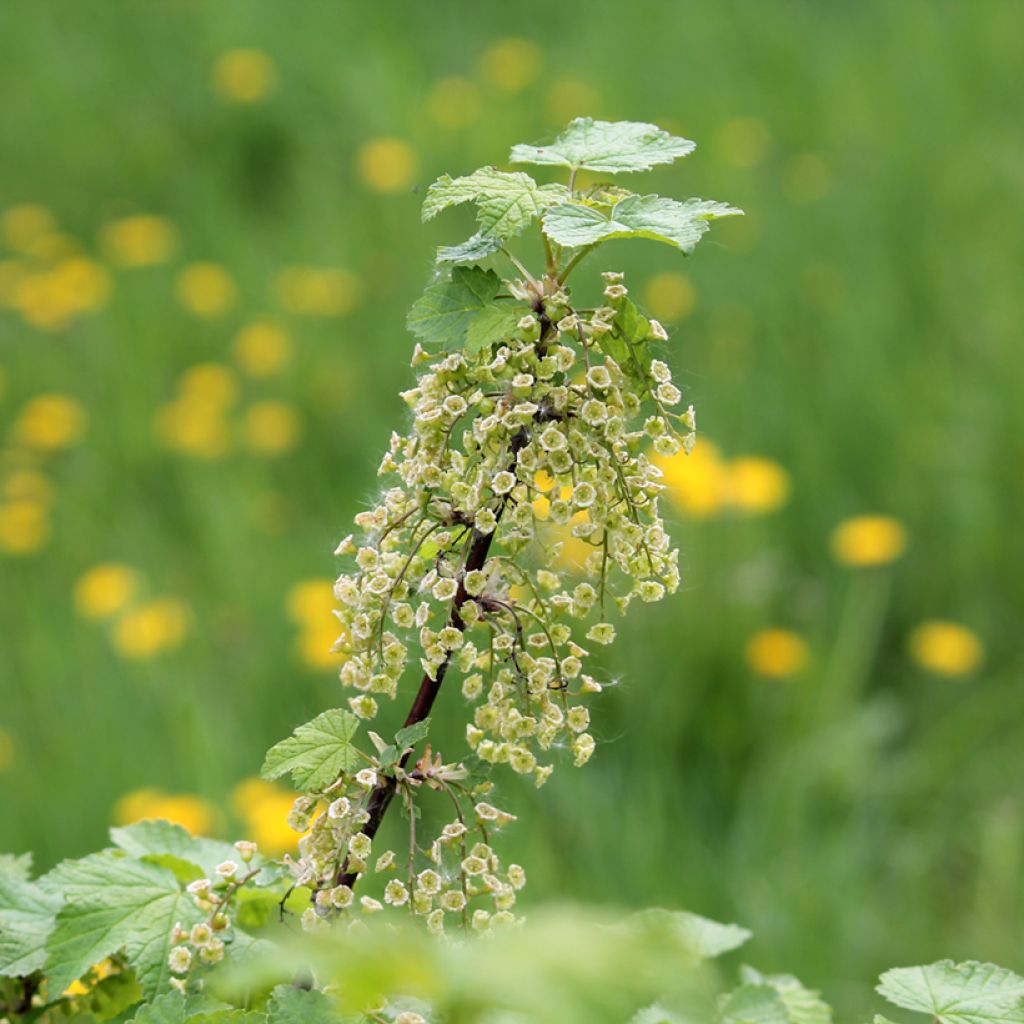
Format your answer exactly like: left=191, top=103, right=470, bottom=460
left=2, top=0, right=1022, bottom=1014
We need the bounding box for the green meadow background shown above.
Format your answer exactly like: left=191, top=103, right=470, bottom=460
left=2, top=0, right=1023, bottom=1014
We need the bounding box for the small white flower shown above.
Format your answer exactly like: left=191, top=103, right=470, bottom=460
left=168, top=946, right=192, bottom=974
left=649, top=318, right=669, bottom=341
left=586, top=365, right=612, bottom=390
left=215, top=860, right=238, bottom=879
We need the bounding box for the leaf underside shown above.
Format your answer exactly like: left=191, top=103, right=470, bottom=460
left=877, top=961, right=1024, bottom=1024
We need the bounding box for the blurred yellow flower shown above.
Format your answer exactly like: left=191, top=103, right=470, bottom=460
left=49, top=257, right=110, bottom=311
left=426, top=76, right=482, bottom=130
left=74, top=563, right=140, bottom=620
left=654, top=439, right=726, bottom=519
left=232, top=321, right=292, bottom=377
left=2, top=203, right=55, bottom=252
left=114, top=787, right=217, bottom=835
left=745, top=628, right=809, bottom=678
left=286, top=579, right=346, bottom=670
left=99, top=214, right=178, bottom=267
left=714, top=116, right=772, bottom=169
left=14, top=394, right=86, bottom=451
left=0, top=727, right=13, bottom=772
left=2, top=469, right=54, bottom=504
left=531, top=469, right=572, bottom=520
left=908, top=620, right=984, bottom=677
left=478, top=37, right=542, bottom=93
left=783, top=153, right=832, bottom=204
left=63, top=958, right=117, bottom=997
left=830, top=515, right=907, bottom=568
left=355, top=138, right=419, bottom=194
left=112, top=597, right=188, bottom=659
left=178, top=363, right=239, bottom=408
left=212, top=48, right=277, bottom=103
left=724, top=457, right=791, bottom=514
left=232, top=777, right=302, bottom=854
left=241, top=400, right=302, bottom=455
left=545, top=78, right=600, bottom=125
left=0, top=500, right=50, bottom=554
left=644, top=272, right=696, bottom=323
left=175, top=262, right=236, bottom=317
left=155, top=399, right=233, bottom=459
left=275, top=266, right=360, bottom=317
left=11, top=259, right=109, bottom=331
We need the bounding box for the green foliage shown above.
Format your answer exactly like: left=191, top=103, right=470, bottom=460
left=260, top=709, right=361, bottom=791
left=876, top=961, right=1024, bottom=1024
left=510, top=117, right=695, bottom=174
left=0, top=854, right=61, bottom=977
left=405, top=266, right=504, bottom=348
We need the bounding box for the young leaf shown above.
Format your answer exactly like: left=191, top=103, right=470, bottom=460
left=394, top=718, right=431, bottom=749
left=126, top=991, right=235, bottom=1024
left=110, top=821, right=245, bottom=881
left=261, top=708, right=361, bottom=791
left=465, top=303, right=524, bottom=354
left=424, top=166, right=568, bottom=239
left=741, top=967, right=833, bottom=1024
left=630, top=908, right=751, bottom=962
left=877, top=961, right=1024, bottom=1024
left=266, top=984, right=338, bottom=1024
left=510, top=118, right=695, bottom=174
left=406, top=266, right=502, bottom=348
left=720, top=984, right=791, bottom=1024
left=0, top=853, right=60, bottom=977
left=543, top=194, right=742, bottom=254
left=42, top=852, right=199, bottom=999
left=436, top=231, right=502, bottom=266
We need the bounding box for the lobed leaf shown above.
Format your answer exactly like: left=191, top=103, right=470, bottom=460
left=720, top=984, right=791, bottom=1024
left=543, top=194, right=742, bottom=254
left=110, top=821, right=245, bottom=881
left=261, top=708, right=362, bottom=792
left=464, top=302, right=524, bottom=354
left=266, top=984, right=338, bottom=1024
left=877, top=961, right=1024, bottom=1024
left=0, top=852, right=61, bottom=977
left=406, top=266, right=503, bottom=348
left=436, top=231, right=502, bottom=265
left=510, top=118, right=695, bottom=174
left=42, top=852, right=199, bottom=999
left=741, top=967, right=833, bottom=1024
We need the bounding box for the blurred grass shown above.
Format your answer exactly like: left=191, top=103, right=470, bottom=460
left=2, top=0, right=1023, bottom=1014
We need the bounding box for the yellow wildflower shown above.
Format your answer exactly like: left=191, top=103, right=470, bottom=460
left=355, top=138, right=419, bottom=194
left=2, top=203, right=55, bottom=252
left=14, top=393, right=87, bottom=451
left=478, top=38, right=542, bottom=93
left=830, top=515, right=907, bottom=567
left=48, top=258, right=110, bottom=312
left=241, top=400, right=302, bottom=455
left=908, top=620, right=984, bottom=677
left=654, top=438, right=726, bottom=519
left=178, top=363, right=239, bottom=408
left=426, top=76, right=481, bottom=130
left=745, top=628, right=809, bottom=678
left=286, top=579, right=345, bottom=670
left=154, top=399, right=233, bottom=459
left=724, top=456, right=791, bottom=514
left=99, top=215, right=177, bottom=267
left=212, top=49, right=277, bottom=104
left=275, top=266, right=359, bottom=317
left=74, top=564, right=140, bottom=620
left=232, top=320, right=292, bottom=377
left=63, top=958, right=116, bottom=998
left=0, top=500, right=51, bottom=554
left=644, top=272, right=696, bottom=323
left=175, top=262, right=236, bottom=317
left=232, top=778, right=303, bottom=854
left=112, top=597, right=188, bottom=659
left=114, top=788, right=217, bottom=835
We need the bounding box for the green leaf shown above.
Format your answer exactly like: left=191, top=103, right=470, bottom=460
left=631, top=909, right=751, bottom=962
left=720, top=985, right=791, bottom=1024
left=465, top=303, right=524, bottom=355
left=0, top=852, right=61, bottom=977
left=266, top=984, right=338, bottom=1024
left=877, top=961, right=1024, bottom=1024
left=110, top=822, right=243, bottom=882
left=126, top=991, right=234, bottom=1024
left=543, top=194, right=742, bottom=254
left=406, top=266, right=502, bottom=348
left=436, top=231, right=502, bottom=265
left=42, top=852, right=199, bottom=999
left=261, top=708, right=361, bottom=791
left=741, top=967, right=833, bottom=1024
left=510, top=118, right=695, bottom=174
left=80, top=970, right=145, bottom=1023
left=394, top=718, right=431, bottom=750
left=424, top=166, right=568, bottom=239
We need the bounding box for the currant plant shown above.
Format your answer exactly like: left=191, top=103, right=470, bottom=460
left=0, top=120, right=1018, bottom=1024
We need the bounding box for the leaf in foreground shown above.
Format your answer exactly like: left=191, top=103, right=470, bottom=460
left=543, top=194, right=742, bottom=254
left=0, top=852, right=61, bottom=977
left=510, top=118, right=696, bottom=174
left=42, top=852, right=198, bottom=999
left=261, top=708, right=361, bottom=791
left=741, top=966, right=833, bottom=1024
left=406, top=266, right=503, bottom=348
left=877, top=961, right=1024, bottom=1024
